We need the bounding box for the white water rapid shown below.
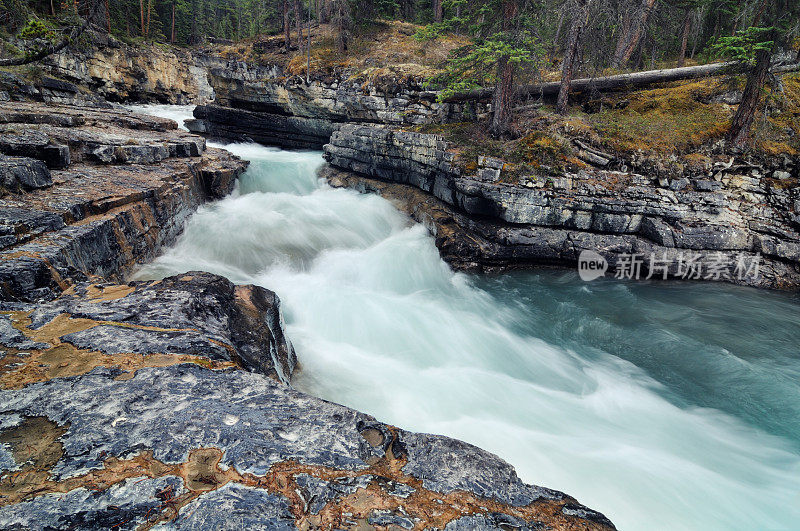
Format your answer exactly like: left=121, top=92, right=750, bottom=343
left=131, top=106, right=800, bottom=531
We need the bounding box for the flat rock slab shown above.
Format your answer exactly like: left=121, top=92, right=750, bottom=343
left=0, top=270, right=613, bottom=530
left=0, top=365, right=612, bottom=530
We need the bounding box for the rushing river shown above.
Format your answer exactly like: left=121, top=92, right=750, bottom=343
left=131, top=106, right=800, bottom=531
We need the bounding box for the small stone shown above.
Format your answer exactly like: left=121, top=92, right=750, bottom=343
left=669, top=178, right=689, bottom=191
left=773, top=170, right=792, bottom=180
left=0, top=156, right=52, bottom=192
left=477, top=155, right=504, bottom=170
left=694, top=179, right=718, bottom=192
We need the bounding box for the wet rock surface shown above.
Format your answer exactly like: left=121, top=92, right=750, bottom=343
left=323, top=124, right=800, bottom=290
left=0, top=101, right=247, bottom=302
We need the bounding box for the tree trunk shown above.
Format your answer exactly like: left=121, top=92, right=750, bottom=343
left=104, top=0, right=111, bottom=33
left=284, top=0, right=291, bottom=51
left=612, top=0, right=658, bottom=68
left=171, top=3, right=175, bottom=42
left=677, top=8, right=690, bottom=67
left=140, top=0, right=145, bottom=35
left=489, top=0, right=519, bottom=138
left=146, top=0, right=152, bottom=37
left=295, top=0, right=303, bottom=49
left=432, top=0, right=442, bottom=23
left=490, top=56, right=515, bottom=137
left=551, top=9, right=566, bottom=60
left=334, top=0, right=350, bottom=53
left=728, top=47, right=771, bottom=147
left=557, top=0, right=589, bottom=114
left=613, top=11, right=631, bottom=62
left=317, top=0, right=325, bottom=23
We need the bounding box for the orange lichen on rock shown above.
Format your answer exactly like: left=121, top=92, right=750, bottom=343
left=0, top=418, right=613, bottom=531
left=0, top=310, right=236, bottom=389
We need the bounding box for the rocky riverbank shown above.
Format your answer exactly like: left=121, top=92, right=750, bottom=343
left=0, top=96, right=615, bottom=528
left=163, top=41, right=800, bottom=290
left=321, top=123, right=800, bottom=289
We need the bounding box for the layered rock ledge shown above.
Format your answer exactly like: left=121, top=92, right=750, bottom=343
left=0, top=101, right=246, bottom=301
left=323, top=123, right=800, bottom=290
left=188, top=62, right=483, bottom=149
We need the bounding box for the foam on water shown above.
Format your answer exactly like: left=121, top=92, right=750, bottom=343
left=131, top=108, right=800, bottom=530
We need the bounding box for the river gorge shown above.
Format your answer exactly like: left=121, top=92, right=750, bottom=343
left=130, top=105, right=800, bottom=531
left=1, top=35, right=800, bottom=526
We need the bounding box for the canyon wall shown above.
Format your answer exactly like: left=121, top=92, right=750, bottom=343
left=322, top=123, right=800, bottom=289
left=189, top=57, right=485, bottom=148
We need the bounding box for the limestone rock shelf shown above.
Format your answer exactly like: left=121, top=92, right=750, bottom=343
left=322, top=123, right=800, bottom=290
left=0, top=102, right=247, bottom=302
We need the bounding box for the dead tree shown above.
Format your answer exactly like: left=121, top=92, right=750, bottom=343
left=445, top=61, right=740, bottom=102
left=557, top=0, right=591, bottom=114
left=612, top=0, right=658, bottom=68
left=283, top=0, right=291, bottom=51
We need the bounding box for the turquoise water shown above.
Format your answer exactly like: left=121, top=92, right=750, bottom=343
left=131, top=107, right=800, bottom=530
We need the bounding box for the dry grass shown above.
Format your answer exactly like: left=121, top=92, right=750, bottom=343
left=754, top=72, right=800, bottom=155
left=216, top=20, right=468, bottom=82
left=587, top=78, right=734, bottom=154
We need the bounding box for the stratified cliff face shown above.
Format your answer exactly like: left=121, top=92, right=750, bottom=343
left=0, top=96, right=616, bottom=529
left=0, top=35, right=213, bottom=106
left=321, top=124, right=800, bottom=290
left=189, top=58, right=484, bottom=148
left=0, top=101, right=246, bottom=301
left=44, top=36, right=216, bottom=104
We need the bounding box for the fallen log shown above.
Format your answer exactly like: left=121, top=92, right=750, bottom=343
left=442, top=61, right=798, bottom=103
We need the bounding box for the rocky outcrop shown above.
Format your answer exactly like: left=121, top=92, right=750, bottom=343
left=189, top=59, right=484, bottom=148
left=0, top=273, right=613, bottom=530
left=42, top=35, right=213, bottom=104
left=191, top=103, right=339, bottom=149
left=0, top=35, right=213, bottom=106
left=323, top=123, right=800, bottom=289
left=0, top=101, right=247, bottom=302
left=0, top=156, right=52, bottom=193
left=0, top=272, right=295, bottom=387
